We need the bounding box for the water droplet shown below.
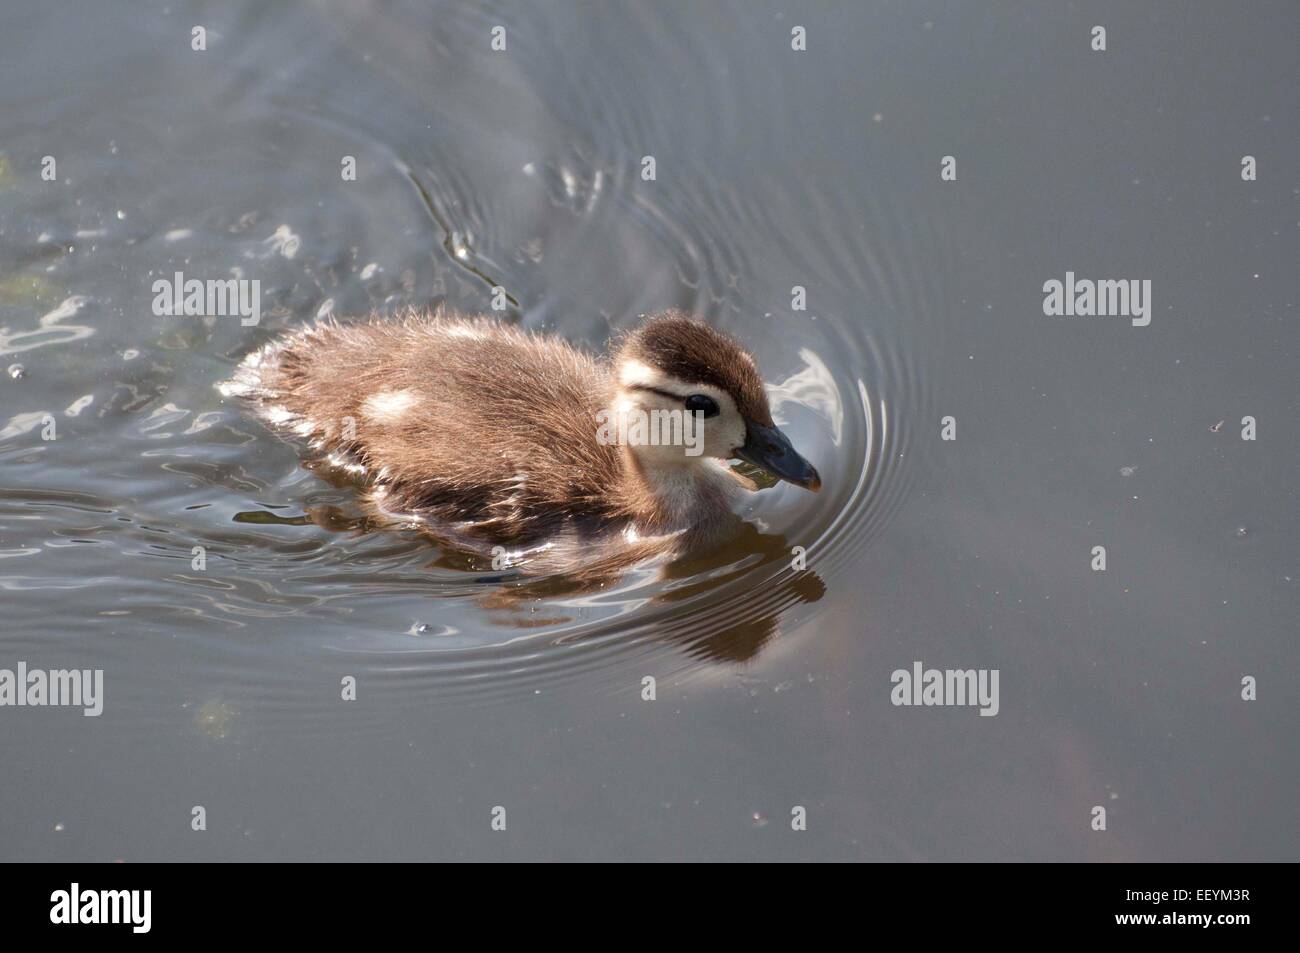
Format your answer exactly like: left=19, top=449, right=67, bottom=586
left=1119, top=465, right=1137, bottom=477
left=750, top=811, right=769, bottom=828
left=53, top=822, right=65, bottom=832
left=1235, top=526, right=1248, bottom=539
left=7, top=364, right=25, bottom=380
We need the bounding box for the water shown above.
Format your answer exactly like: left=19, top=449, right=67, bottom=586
left=0, top=1, right=1295, bottom=860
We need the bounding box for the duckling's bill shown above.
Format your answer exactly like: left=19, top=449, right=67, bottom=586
left=735, top=420, right=822, bottom=492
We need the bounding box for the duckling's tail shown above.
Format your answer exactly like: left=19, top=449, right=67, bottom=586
left=216, top=335, right=295, bottom=403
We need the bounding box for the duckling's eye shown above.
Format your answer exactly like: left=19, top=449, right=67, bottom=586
left=684, top=394, right=720, bottom=418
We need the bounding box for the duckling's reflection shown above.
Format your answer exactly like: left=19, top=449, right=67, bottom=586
left=293, top=493, right=825, bottom=664
left=648, top=522, right=827, bottom=663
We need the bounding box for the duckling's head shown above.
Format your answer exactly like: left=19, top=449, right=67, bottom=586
left=610, top=313, right=821, bottom=491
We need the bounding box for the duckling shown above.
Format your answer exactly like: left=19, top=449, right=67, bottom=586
left=220, top=308, right=820, bottom=571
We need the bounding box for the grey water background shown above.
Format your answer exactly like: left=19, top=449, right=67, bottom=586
left=0, top=0, right=1295, bottom=860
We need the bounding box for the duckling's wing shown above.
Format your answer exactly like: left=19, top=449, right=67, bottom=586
left=222, top=313, right=622, bottom=538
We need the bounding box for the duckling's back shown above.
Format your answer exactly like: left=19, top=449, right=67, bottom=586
left=222, top=310, right=624, bottom=541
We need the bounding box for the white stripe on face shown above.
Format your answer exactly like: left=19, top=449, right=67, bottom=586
left=617, top=359, right=731, bottom=408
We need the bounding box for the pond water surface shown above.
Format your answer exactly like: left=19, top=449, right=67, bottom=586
left=0, top=1, right=1296, bottom=860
